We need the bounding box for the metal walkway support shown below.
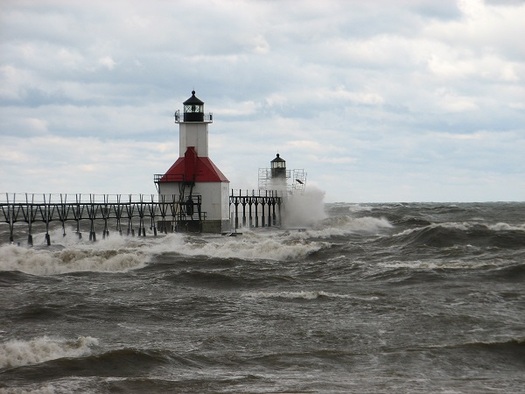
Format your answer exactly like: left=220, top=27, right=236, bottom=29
left=0, top=193, right=202, bottom=245
left=1, top=191, right=283, bottom=244
left=229, top=189, right=282, bottom=231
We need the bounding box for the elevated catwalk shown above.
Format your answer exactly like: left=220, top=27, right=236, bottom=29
left=230, top=189, right=282, bottom=230
left=1, top=192, right=282, bottom=245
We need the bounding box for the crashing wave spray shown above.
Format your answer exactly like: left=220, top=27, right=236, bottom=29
left=258, top=153, right=325, bottom=228
left=282, top=186, right=327, bottom=228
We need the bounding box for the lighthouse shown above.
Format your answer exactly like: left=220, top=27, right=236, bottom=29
left=271, top=153, right=287, bottom=187
left=154, top=91, right=230, bottom=233
left=259, top=153, right=307, bottom=193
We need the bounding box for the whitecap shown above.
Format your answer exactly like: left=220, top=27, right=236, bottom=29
left=0, top=336, right=98, bottom=369
left=154, top=231, right=327, bottom=261
left=0, top=238, right=149, bottom=275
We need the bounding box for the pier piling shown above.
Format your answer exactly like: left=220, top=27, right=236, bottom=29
left=229, top=189, right=282, bottom=231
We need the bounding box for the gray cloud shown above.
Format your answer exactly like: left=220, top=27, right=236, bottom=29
left=1, top=0, right=524, bottom=202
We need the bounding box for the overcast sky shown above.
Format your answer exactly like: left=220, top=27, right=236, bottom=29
left=1, top=0, right=524, bottom=203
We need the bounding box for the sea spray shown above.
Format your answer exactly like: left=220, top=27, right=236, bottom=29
left=282, top=186, right=327, bottom=228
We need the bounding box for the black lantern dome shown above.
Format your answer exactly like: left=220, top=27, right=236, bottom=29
left=271, top=153, right=286, bottom=179
left=183, top=90, right=204, bottom=122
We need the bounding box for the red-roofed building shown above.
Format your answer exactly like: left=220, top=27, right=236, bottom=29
left=154, top=91, right=230, bottom=233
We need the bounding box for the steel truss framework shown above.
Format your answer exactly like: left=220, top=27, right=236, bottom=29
left=258, top=168, right=307, bottom=192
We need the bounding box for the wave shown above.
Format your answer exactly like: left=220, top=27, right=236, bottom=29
left=391, top=222, right=525, bottom=249
left=151, top=232, right=328, bottom=262
left=302, top=216, right=393, bottom=239
left=481, top=262, right=525, bottom=282
left=172, top=270, right=251, bottom=288
left=377, top=259, right=498, bottom=271
left=47, top=347, right=176, bottom=376
left=161, top=257, right=304, bottom=289
left=423, top=338, right=525, bottom=361
left=0, top=228, right=326, bottom=275
left=0, top=343, right=185, bottom=391
left=0, top=230, right=161, bottom=275
left=244, top=290, right=379, bottom=302
left=0, top=336, right=98, bottom=370
left=0, top=242, right=149, bottom=276
left=458, top=338, right=525, bottom=359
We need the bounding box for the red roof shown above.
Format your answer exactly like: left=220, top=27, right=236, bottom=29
left=159, top=147, right=229, bottom=183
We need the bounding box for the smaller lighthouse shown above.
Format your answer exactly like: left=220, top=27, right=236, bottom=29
left=271, top=154, right=286, bottom=178
left=270, top=153, right=287, bottom=190
left=155, top=91, right=230, bottom=233
left=259, top=153, right=307, bottom=193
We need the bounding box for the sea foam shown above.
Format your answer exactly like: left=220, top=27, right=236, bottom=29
left=0, top=238, right=149, bottom=276
left=155, top=231, right=328, bottom=261
left=0, top=336, right=98, bottom=369
left=245, top=290, right=379, bottom=301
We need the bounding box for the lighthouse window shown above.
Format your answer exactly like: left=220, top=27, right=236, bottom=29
left=185, top=104, right=202, bottom=113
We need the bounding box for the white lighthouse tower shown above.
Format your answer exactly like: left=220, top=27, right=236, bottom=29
left=155, top=91, right=230, bottom=233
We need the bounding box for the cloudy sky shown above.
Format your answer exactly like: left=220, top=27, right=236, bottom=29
left=1, top=0, right=524, bottom=203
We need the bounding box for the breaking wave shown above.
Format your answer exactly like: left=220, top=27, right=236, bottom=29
left=0, top=238, right=149, bottom=276
left=149, top=232, right=328, bottom=262
left=392, top=221, right=525, bottom=249
left=0, top=336, right=98, bottom=369
left=302, top=216, right=393, bottom=239
left=245, top=290, right=379, bottom=302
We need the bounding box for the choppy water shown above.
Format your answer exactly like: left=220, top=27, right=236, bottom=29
left=1, top=202, right=524, bottom=393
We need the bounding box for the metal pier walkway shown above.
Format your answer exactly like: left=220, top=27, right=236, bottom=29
left=1, top=191, right=282, bottom=245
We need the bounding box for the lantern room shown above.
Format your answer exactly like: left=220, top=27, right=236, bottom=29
left=271, top=153, right=287, bottom=179
left=183, top=90, right=204, bottom=122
